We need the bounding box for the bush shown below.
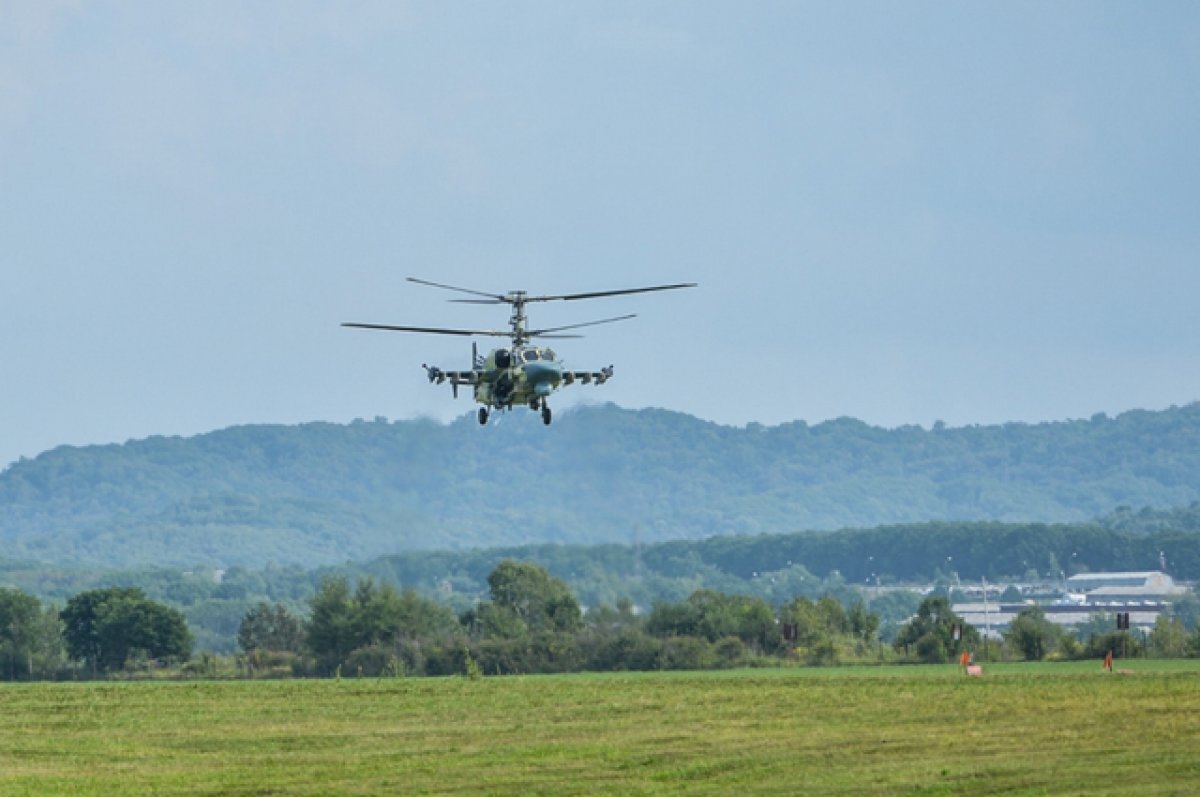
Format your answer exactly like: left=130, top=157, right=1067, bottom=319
left=806, top=637, right=839, bottom=667
left=914, top=634, right=948, bottom=664
left=1081, top=631, right=1143, bottom=660
left=658, top=636, right=716, bottom=671
left=344, top=644, right=395, bottom=677
left=714, top=636, right=749, bottom=668
left=584, top=629, right=664, bottom=671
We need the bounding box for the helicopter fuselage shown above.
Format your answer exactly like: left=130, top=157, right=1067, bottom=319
left=423, top=344, right=613, bottom=424
left=476, top=346, right=562, bottom=407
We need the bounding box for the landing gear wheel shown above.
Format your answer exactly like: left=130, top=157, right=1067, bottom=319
left=478, top=407, right=489, bottom=425
left=529, top=399, right=540, bottom=410
left=542, top=405, right=552, bottom=426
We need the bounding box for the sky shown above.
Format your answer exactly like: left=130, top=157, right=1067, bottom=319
left=3, top=1, right=1200, bottom=469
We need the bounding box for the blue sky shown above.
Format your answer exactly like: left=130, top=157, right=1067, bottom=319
left=3, top=2, right=1199, bottom=468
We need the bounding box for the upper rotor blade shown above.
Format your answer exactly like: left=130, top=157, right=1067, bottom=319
left=529, top=314, right=637, bottom=335
left=342, top=322, right=509, bottom=337
left=406, top=277, right=506, bottom=302
left=527, top=283, right=697, bottom=302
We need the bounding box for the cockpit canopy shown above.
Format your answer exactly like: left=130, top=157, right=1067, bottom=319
left=521, top=348, right=557, bottom=362
left=491, top=347, right=558, bottom=368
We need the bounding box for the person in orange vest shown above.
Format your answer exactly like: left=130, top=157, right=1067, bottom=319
left=1103, top=649, right=1114, bottom=671
left=959, top=650, right=971, bottom=671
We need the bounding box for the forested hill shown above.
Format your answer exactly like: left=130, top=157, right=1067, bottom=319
left=3, top=402, right=1200, bottom=569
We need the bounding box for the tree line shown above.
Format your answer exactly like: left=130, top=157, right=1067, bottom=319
left=4, top=560, right=1200, bottom=681
left=247, top=561, right=882, bottom=677
left=5, top=515, right=1200, bottom=655
left=1, top=561, right=885, bottom=679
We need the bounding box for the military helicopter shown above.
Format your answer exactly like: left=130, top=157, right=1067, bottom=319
left=343, top=277, right=695, bottom=425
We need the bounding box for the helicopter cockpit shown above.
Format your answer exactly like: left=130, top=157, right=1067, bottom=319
left=520, top=348, right=558, bottom=363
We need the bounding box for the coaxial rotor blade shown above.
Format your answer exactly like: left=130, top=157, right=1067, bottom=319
left=528, top=314, right=637, bottom=336
left=406, top=277, right=506, bottom=302
left=525, top=283, right=697, bottom=302
left=342, top=322, right=509, bottom=337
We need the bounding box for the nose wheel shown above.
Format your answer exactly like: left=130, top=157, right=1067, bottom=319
left=478, top=407, right=489, bottom=425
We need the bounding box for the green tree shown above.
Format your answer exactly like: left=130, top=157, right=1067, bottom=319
left=390, top=588, right=462, bottom=641
left=848, top=599, right=881, bottom=644
left=648, top=590, right=782, bottom=653
left=1149, top=615, right=1189, bottom=658
left=461, top=602, right=528, bottom=640
left=869, top=589, right=922, bottom=642
left=306, top=577, right=358, bottom=672
left=777, top=596, right=827, bottom=649
left=1083, top=630, right=1142, bottom=660
left=1073, top=612, right=1116, bottom=642
left=92, top=594, right=192, bottom=670
left=351, top=579, right=405, bottom=648
left=486, top=560, right=582, bottom=634
left=60, top=588, right=191, bottom=672
left=0, top=588, right=66, bottom=680
left=60, top=587, right=150, bottom=672
left=237, top=602, right=305, bottom=654
left=584, top=598, right=642, bottom=635
left=307, top=576, right=463, bottom=673
left=1004, top=605, right=1063, bottom=661
left=645, top=600, right=700, bottom=639
left=894, top=596, right=979, bottom=663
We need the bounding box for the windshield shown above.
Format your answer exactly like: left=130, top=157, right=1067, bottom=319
left=523, top=350, right=540, bottom=362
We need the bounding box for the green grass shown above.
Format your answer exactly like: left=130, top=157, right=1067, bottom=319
left=2, top=662, right=1199, bottom=795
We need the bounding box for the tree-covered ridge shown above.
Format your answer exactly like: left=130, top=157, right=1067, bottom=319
left=3, top=402, right=1200, bottom=568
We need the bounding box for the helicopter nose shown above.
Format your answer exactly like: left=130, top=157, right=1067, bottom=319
left=524, top=361, right=562, bottom=396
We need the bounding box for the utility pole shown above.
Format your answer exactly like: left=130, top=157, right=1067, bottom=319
left=981, top=577, right=991, bottom=661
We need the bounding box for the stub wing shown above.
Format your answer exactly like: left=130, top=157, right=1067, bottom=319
left=422, top=367, right=479, bottom=398
left=562, top=366, right=614, bottom=386
left=426, top=370, right=479, bottom=385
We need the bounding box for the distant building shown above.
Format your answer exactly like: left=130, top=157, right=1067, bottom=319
left=1064, top=571, right=1185, bottom=601
left=953, top=602, right=1168, bottom=637
left=952, top=571, right=1185, bottom=637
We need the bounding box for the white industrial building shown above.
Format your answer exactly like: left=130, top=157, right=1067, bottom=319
left=1063, top=571, right=1185, bottom=601
left=952, top=571, right=1185, bottom=637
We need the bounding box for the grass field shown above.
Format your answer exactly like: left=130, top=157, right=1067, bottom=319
left=2, top=661, right=1199, bottom=796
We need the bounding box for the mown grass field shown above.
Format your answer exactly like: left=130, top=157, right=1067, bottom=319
left=2, top=661, right=1198, bottom=796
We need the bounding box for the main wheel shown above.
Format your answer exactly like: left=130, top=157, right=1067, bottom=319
left=542, top=405, right=552, bottom=425
left=478, top=407, right=489, bottom=425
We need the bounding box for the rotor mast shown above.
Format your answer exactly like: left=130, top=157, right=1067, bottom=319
left=508, top=291, right=529, bottom=348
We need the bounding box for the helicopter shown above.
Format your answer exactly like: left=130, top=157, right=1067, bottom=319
left=343, top=277, right=695, bottom=425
